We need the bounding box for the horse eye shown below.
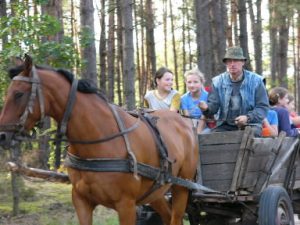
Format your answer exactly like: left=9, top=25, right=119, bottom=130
left=14, top=92, right=24, bottom=100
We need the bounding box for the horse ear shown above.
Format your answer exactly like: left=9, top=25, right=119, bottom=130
left=23, top=54, right=33, bottom=77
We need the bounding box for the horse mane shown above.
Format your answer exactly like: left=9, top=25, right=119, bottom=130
left=8, top=65, right=108, bottom=100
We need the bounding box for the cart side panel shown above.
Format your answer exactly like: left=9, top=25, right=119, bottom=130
left=268, top=138, right=299, bottom=186
left=199, top=131, right=244, bottom=192
left=238, top=138, right=278, bottom=193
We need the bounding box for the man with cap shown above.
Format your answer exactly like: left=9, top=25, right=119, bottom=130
left=199, top=46, right=269, bottom=136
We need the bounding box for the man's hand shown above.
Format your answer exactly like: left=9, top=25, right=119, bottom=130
left=199, top=101, right=208, bottom=111
left=235, top=115, right=248, bottom=128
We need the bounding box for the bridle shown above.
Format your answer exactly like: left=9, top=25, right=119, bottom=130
left=0, top=66, right=45, bottom=134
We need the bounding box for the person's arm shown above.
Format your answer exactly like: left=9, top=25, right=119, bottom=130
left=277, top=108, right=299, bottom=137
left=144, top=99, right=149, bottom=108
left=263, top=118, right=278, bottom=137
left=180, top=96, right=190, bottom=116
left=170, top=93, right=181, bottom=112
left=182, top=109, right=189, bottom=116
left=197, top=115, right=206, bottom=134
left=200, top=84, right=220, bottom=117
left=291, top=115, right=300, bottom=126
left=247, top=81, right=269, bottom=123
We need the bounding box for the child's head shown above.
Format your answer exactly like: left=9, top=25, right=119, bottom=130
left=269, top=87, right=289, bottom=107
left=184, top=68, right=205, bottom=93
left=154, top=67, right=174, bottom=92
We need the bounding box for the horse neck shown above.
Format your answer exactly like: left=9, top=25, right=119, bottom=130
left=40, top=71, right=74, bottom=122
left=40, top=71, right=123, bottom=149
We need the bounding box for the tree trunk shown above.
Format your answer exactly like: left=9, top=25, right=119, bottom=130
left=10, top=141, right=21, bottom=216
left=297, top=11, right=300, bottom=112
left=40, top=1, right=64, bottom=169
left=41, top=0, right=64, bottom=43
left=248, top=0, right=263, bottom=75
left=38, top=117, right=50, bottom=169
left=80, top=0, right=98, bottom=85
left=163, top=0, right=168, bottom=67
left=116, top=0, right=123, bottom=106
left=277, top=0, right=290, bottom=88
left=0, top=0, right=8, bottom=49
left=238, top=0, right=252, bottom=70
left=186, top=1, right=193, bottom=70
left=269, top=0, right=278, bottom=87
left=99, top=0, right=107, bottom=94
left=182, top=0, right=187, bottom=92
left=211, top=0, right=227, bottom=77
left=146, top=0, right=156, bottom=92
left=134, top=0, right=143, bottom=106
left=107, top=0, right=116, bottom=102
left=169, top=0, right=179, bottom=90
left=120, top=0, right=135, bottom=110
left=231, top=0, right=239, bottom=46
left=194, top=0, right=213, bottom=82
left=71, top=0, right=80, bottom=74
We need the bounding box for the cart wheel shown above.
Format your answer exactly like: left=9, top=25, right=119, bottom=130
left=258, top=186, right=294, bottom=225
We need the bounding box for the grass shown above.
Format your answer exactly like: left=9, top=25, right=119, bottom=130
left=0, top=173, right=118, bottom=225
left=0, top=172, right=190, bottom=225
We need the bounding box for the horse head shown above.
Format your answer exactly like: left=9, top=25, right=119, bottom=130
left=0, top=55, right=44, bottom=149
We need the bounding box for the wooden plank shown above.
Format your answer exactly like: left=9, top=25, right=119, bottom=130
left=271, top=138, right=298, bottom=167
left=230, top=127, right=253, bottom=191
left=253, top=173, right=270, bottom=194
left=269, top=138, right=299, bottom=184
left=244, top=154, right=276, bottom=172
left=200, top=144, right=240, bottom=152
left=239, top=171, right=261, bottom=191
left=201, top=163, right=236, bottom=181
left=202, top=179, right=232, bottom=192
left=198, top=130, right=244, bottom=146
left=295, top=166, right=300, bottom=180
left=255, top=133, right=286, bottom=190
left=200, top=145, right=240, bottom=164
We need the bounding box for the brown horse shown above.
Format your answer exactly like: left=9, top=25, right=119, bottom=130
left=0, top=56, right=199, bottom=225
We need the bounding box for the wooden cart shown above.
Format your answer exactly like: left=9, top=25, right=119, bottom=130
left=137, top=127, right=300, bottom=225
left=187, top=127, right=300, bottom=225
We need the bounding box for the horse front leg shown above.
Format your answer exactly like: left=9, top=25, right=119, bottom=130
left=170, top=186, right=190, bottom=225
left=150, top=196, right=172, bottom=225
left=115, top=199, right=137, bottom=225
left=72, top=188, right=95, bottom=225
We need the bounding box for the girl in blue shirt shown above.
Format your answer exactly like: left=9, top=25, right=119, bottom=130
left=180, top=68, right=208, bottom=133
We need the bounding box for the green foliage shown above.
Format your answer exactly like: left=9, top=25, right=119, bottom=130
left=0, top=2, right=80, bottom=105
left=79, top=26, right=95, bottom=48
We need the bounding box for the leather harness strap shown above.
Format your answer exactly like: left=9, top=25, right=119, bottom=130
left=64, top=151, right=220, bottom=194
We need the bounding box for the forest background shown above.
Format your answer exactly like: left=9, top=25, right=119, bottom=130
left=1, top=0, right=300, bottom=110
left=1, top=0, right=300, bottom=222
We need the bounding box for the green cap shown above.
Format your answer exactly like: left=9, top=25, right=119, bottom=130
left=223, top=46, right=247, bottom=63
